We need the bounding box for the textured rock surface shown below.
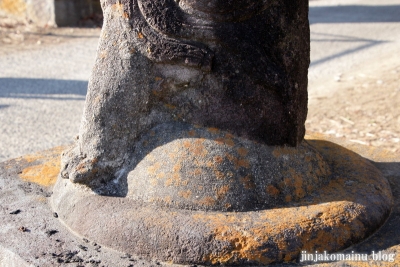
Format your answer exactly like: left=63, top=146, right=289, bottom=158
left=52, top=136, right=393, bottom=265
left=127, top=122, right=331, bottom=211
left=61, top=0, right=310, bottom=187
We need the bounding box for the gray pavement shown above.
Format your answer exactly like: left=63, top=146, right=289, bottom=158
left=0, top=32, right=98, bottom=161
left=1, top=0, right=400, bottom=162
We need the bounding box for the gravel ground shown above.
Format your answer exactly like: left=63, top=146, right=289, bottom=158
left=0, top=15, right=99, bottom=161
left=306, top=54, right=400, bottom=154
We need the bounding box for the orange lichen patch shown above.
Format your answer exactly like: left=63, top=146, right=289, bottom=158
left=16, top=146, right=66, bottom=187
left=111, top=2, right=128, bottom=18
left=163, top=196, right=172, bottom=204
left=150, top=178, right=158, bottom=186
left=178, top=190, right=192, bottom=199
left=226, top=152, right=250, bottom=170
left=284, top=195, right=292, bottom=203
left=203, top=231, right=271, bottom=265
left=272, top=146, right=298, bottom=158
left=0, top=0, right=26, bottom=16
left=285, top=168, right=305, bottom=199
left=296, top=203, right=365, bottom=253
left=16, top=146, right=65, bottom=164
left=240, top=175, right=256, bottom=189
left=151, top=90, right=162, bottom=97
left=183, top=140, right=191, bottom=148
left=191, top=168, right=202, bottom=176
left=168, top=152, right=176, bottom=160
left=165, top=178, right=173, bottom=186
left=156, top=172, right=165, bottom=179
left=216, top=185, right=230, bottom=200
left=237, top=147, right=249, bottom=157
left=196, top=197, right=372, bottom=265
left=213, top=155, right=224, bottom=164
left=188, top=130, right=197, bottom=137
left=147, top=162, right=161, bottom=175
left=266, top=185, right=280, bottom=197
left=165, top=173, right=181, bottom=187
left=234, top=158, right=250, bottom=169
left=76, top=161, right=91, bottom=175
left=225, top=153, right=237, bottom=163
left=155, top=76, right=162, bottom=81
left=225, top=133, right=235, bottom=139
left=172, top=161, right=181, bottom=173
left=207, top=127, right=220, bottom=134
left=198, top=196, right=216, bottom=207
left=130, top=48, right=136, bottom=54
left=195, top=213, right=273, bottom=265
left=224, top=138, right=235, bottom=147
left=214, top=137, right=225, bottom=145
left=184, top=139, right=208, bottom=157
left=19, top=156, right=60, bottom=187
left=206, top=161, right=214, bottom=168
left=164, top=103, right=176, bottom=110
left=214, top=170, right=225, bottom=180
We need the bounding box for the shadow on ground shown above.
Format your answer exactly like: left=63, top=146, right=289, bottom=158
left=0, top=78, right=87, bottom=100
left=310, top=5, right=400, bottom=24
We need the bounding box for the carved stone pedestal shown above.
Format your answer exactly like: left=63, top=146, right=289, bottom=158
left=52, top=133, right=393, bottom=265
left=50, top=0, right=393, bottom=265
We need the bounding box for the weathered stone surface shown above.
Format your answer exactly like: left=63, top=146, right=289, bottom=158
left=52, top=137, right=393, bottom=265
left=127, top=122, right=330, bottom=212
left=61, top=0, right=310, bottom=187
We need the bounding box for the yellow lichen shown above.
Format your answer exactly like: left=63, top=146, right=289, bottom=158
left=18, top=147, right=65, bottom=187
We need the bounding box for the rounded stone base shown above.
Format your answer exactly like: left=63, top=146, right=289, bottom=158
left=51, top=135, right=392, bottom=265
left=127, top=123, right=331, bottom=212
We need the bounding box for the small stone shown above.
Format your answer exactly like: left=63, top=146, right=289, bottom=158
left=10, top=209, right=21, bottom=215
left=78, top=245, right=88, bottom=251
left=45, top=230, right=58, bottom=237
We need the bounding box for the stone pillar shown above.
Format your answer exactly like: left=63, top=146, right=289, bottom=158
left=61, top=0, right=310, bottom=188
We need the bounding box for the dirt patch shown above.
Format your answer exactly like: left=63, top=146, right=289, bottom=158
left=0, top=14, right=101, bottom=55
left=307, top=56, right=400, bottom=154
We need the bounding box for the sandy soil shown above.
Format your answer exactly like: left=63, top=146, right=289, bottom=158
left=0, top=14, right=100, bottom=55
left=307, top=54, right=400, bottom=154
left=1, top=16, right=399, bottom=154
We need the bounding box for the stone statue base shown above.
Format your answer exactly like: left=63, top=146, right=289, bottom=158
left=49, top=133, right=393, bottom=265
